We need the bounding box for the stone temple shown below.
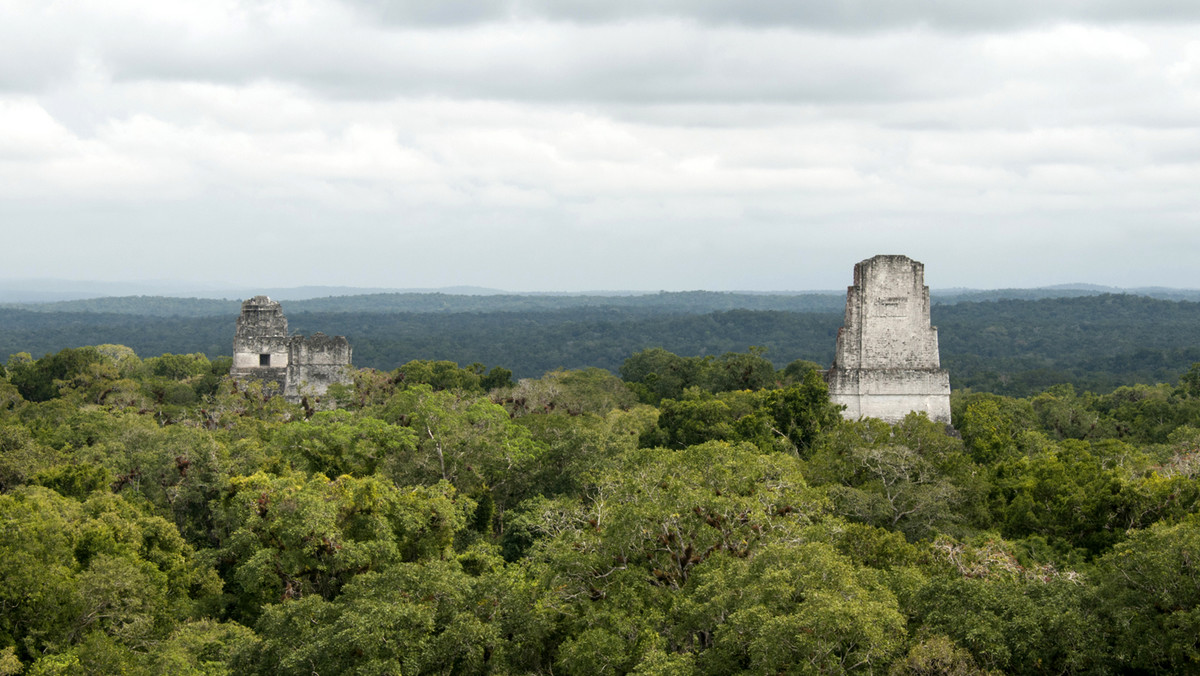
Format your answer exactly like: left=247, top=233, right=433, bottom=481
left=230, top=296, right=353, bottom=402
left=825, top=255, right=951, bottom=424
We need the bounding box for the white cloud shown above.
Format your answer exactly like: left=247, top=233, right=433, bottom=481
left=341, top=0, right=1200, bottom=30
left=2, top=1, right=1200, bottom=289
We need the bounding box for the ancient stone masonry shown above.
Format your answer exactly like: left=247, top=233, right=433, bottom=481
left=230, top=296, right=352, bottom=402
left=825, top=255, right=952, bottom=424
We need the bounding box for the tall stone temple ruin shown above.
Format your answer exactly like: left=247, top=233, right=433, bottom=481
left=230, top=295, right=353, bottom=402
left=825, top=255, right=952, bottom=424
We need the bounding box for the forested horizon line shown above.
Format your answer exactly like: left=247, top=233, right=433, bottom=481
left=3, top=293, right=1200, bottom=398
left=6, top=284, right=1200, bottom=316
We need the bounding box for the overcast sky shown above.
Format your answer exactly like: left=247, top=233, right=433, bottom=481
left=3, top=0, right=1200, bottom=292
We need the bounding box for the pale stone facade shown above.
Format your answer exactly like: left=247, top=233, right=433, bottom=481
left=230, top=295, right=352, bottom=402
left=825, top=255, right=951, bottom=424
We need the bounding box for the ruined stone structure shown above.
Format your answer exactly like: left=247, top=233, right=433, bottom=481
left=230, top=296, right=352, bottom=401
left=825, top=255, right=951, bottom=424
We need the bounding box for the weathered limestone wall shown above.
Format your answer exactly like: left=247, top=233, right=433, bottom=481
left=285, top=333, right=353, bottom=400
left=233, top=296, right=288, bottom=343
left=230, top=296, right=352, bottom=402
left=231, top=335, right=291, bottom=370
left=231, top=296, right=291, bottom=393
left=826, top=255, right=951, bottom=424
left=826, top=369, right=951, bottom=422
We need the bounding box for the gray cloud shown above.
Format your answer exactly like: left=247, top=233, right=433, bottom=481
left=347, top=0, right=1200, bottom=30
left=5, top=1, right=1195, bottom=107
left=2, top=0, right=1200, bottom=291
left=86, top=22, right=972, bottom=105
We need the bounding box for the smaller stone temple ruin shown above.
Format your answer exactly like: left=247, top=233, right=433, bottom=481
left=825, top=255, right=951, bottom=424
left=230, top=296, right=353, bottom=401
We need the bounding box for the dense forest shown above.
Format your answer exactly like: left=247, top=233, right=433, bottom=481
left=7, top=286, right=1200, bottom=317
left=5, top=293, right=1200, bottom=397
left=2, top=337, right=1199, bottom=673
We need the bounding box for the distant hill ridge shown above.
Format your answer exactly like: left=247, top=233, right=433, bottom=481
left=2, top=291, right=848, bottom=317
left=6, top=286, right=1200, bottom=317
left=933, top=287, right=1200, bottom=303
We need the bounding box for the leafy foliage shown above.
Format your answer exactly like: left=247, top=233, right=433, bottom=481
left=2, top=342, right=1200, bottom=672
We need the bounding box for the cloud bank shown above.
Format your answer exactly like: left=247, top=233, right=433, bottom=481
left=2, top=0, right=1199, bottom=290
